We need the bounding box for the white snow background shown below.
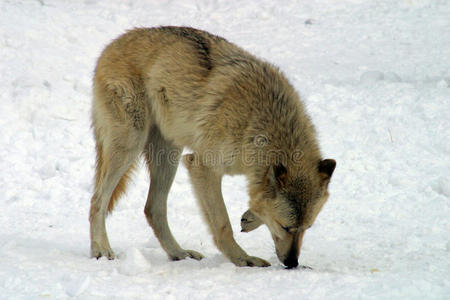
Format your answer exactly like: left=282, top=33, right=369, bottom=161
left=1, top=0, right=449, bottom=299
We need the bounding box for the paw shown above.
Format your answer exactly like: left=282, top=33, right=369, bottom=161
left=232, top=255, right=271, bottom=267
left=240, top=209, right=263, bottom=233
left=91, top=242, right=115, bottom=260
left=169, top=249, right=204, bottom=261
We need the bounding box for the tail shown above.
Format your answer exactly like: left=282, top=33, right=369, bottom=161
left=107, top=162, right=136, bottom=213
left=93, top=139, right=137, bottom=214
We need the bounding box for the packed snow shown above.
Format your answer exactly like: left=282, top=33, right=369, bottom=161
left=1, top=0, right=449, bottom=299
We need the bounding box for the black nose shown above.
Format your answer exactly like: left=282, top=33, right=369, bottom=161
left=283, top=256, right=299, bottom=269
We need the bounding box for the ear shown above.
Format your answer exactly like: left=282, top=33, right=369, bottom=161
left=318, top=159, right=336, bottom=180
left=271, top=163, right=287, bottom=187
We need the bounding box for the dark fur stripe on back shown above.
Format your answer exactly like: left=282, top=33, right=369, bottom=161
left=158, top=26, right=221, bottom=71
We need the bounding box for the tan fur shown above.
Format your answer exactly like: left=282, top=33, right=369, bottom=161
left=107, top=162, right=136, bottom=212
left=89, top=26, right=335, bottom=267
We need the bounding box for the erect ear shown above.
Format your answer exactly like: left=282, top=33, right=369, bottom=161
left=271, top=163, right=287, bottom=187
left=318, top=159, right=336, bottom=180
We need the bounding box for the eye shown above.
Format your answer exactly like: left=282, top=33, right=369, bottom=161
left=281, top=226, right=291, bottom=233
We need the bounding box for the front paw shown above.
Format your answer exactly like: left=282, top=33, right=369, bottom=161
left=240, top=209, right=263, bottom=233
left=231, top=255, right=271, bottom=267
left=169, top=249, right=204, bottom=261
left=91, top=242, right=115, bottom=260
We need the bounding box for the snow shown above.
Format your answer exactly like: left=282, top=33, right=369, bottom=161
left=1, top=0, right=449, bottom=299
left=360, top=71, right=385, bottom=83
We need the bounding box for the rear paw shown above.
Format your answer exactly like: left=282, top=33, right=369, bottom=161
left=232, top=255, right=271, bottom=267
left=170, top=249, right=204, bottom=261
left=91, top=242, right=115, bottom=260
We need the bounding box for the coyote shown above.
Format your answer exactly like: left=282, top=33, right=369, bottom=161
left=89, top=26, right=335, bottom=268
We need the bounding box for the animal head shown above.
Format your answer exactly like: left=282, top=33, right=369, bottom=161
left=246, top=159, right=336, bottom=268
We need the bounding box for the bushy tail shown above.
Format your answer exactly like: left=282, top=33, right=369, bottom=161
left=93, top=139, right=136, bottom=214
left=107, top=162, right=136, bottom=213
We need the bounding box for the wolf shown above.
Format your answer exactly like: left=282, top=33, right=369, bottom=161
left=89, top=26, right=336, bottom=268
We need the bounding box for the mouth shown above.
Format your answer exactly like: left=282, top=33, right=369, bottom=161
left=280, top=229, right=305, bottom=269
left=285, top=264, right=298, bottom=270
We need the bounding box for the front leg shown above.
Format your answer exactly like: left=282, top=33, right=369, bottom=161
left=183, top=154, right=270, bottom=267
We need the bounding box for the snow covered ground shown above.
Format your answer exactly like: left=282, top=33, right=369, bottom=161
left=1, top=0, right=449, bottom=299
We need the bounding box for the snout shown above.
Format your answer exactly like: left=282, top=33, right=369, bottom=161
left=283, top=253, right=299, bottom=269
left=274, top=229, right=305, bottom=269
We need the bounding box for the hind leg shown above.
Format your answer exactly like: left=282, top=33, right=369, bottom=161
left=90, top=89, right=150, bottom=259
left=89, top=128, right=145, bottom=259
left=143, top=125, right=203, bottom=261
